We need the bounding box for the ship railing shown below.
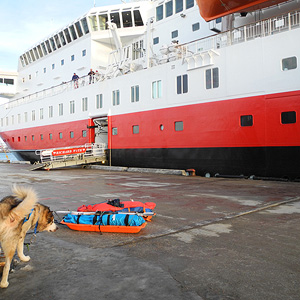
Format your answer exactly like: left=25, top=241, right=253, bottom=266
left=3, top=73, right=105, bottom=110
left=36, top=143, right=106, bottom=163
left=181, top=8, right=300, bottom=59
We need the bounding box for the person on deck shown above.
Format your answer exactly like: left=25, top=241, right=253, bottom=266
left=72, top=73, right=79, bottom=88
left=88, top=69, right=95, bottom=84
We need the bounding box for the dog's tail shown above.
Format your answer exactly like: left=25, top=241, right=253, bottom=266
left=9, top=185, right=38, bottom=222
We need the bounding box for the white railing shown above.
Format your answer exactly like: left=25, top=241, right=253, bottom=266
left=36, top=143, right=106, bottom=163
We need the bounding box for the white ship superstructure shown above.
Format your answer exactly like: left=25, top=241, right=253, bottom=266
left=0, top=0, right=300, bottom=178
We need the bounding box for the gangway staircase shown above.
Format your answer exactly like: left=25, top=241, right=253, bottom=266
left=31, top=143, right=107, bottom=170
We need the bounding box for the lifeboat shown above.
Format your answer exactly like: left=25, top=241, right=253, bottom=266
left=196, top=0, right=288, bottom=21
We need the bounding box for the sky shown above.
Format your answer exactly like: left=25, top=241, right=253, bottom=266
left=0, top=0, right=121, bottom=71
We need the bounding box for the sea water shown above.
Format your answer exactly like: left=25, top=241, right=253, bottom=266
left=0, top=152, right=18, bottom=161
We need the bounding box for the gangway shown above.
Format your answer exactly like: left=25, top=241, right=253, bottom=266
left=31, top=143, right=107, bottom=170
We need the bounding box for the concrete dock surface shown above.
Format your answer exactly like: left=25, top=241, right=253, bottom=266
left=0, top=163, right=299, bottom=300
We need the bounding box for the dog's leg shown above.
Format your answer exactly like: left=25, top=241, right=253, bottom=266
left=17, top=232, right=30, bottom=262
left=0, top=241, right=17, bottom=288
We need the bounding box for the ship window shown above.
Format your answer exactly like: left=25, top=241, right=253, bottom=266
left=186, top=0, right=194, bottom=9
left=41, top=43, right=48, bottom=55
left=70, top=100, right=75, bottom=114
left=69, top=25, right=77, bottom=40
left=59, top=103, right=63, bottom=116
left=5, top=117, right=8, bottom=126
left=23, top=54, right=29, bottom=65
left=32, top=110, right=36, bottom=121
left=40, top=108, right=44, bottom=120
left=281, top=111, right=296, bottom=124
left=82, top=49, right=86, bottom=57
left=12, top=137, right=14, bottom=143
left=89, top=15, right=98, bottom=31
left=11, top=115, right=14, bottom=125
left=177, top=74, right=188, bottom=94
left=24, top=112, right=28, bottom=122
left=59, top=32, right=66, bottom=46
left=131, top=85, right=140, bottom=102
left=99, top=14, right=108, bottom=30
left=40, top=134, right=43, bottom=141
left=24, top=136, right=27, bottom=141
left=49, top=106, right=53, bottom=118
left=18, top=114, right=21, bottom=123
left=61, top=59, right=64, bottom=66
left=52, top=64, right=55, bottom=70
left=18, top=137, right=20, bottom=142
left=175, top=0, right=183, bottom=13
left=44, top=67, right=47, bottom=73
left=152, top=80, right=162, bottom=99
left=133, top=10, right=143, bottom=26
left=26, top=52, right=32, bottom=64
left=64, top=28, right=72, bottom=43
left=192, top=22, right=200, bottom=31
left=240, top=115, right=253, bottom=127
left=112, top=127, right=118, bottom=135
left=112, top=90, right=120, bottom=106
left=110, top=12, right=121, bottom=28
left=132, top=125, right=139, bottom=134
left=20, top=56, right=25, bottom=67
left=54, top=34, right=61, bottom=48
left=59, top=132, right=63, bottom=139
left=165, top=1, right=173, bottom=18
left=37, top=45, right=43, bottom=57
left=282, top=56, right=297, bottom=71
left=96, top=94, right=103, bottom=109
left=4, top=79, right=14, bottom=85
left=50, top=37, right=56, bottom=51
left=45, top=40, right=52, bottom=53
left=153, top=37, right=159, bottom=45
left=33, top=47, right=39, bottom=59
left=82, top=97, right=88, bottom=111
left=49, top=133, right=52, bottom=140
left=32, top=135, right=34, bottom=141
left=122, top=11, right=132, bottom=27
left=75, top=21, right=83, bottom=37
left=82, top=130, right=87, bottom=137
left=175, top=121, right=183, bottom=131
left=81, top=18, right=89, bottom=34
left=71, top=55, right=75, bottom=61
left=206, top=68, right=219, bottom=89
left=156, top=5, right=163, bottom=21
left=70, top=131, right=74, bottom=138
left=172, top=30, right=178, bottom=38
left=29, top=50, right=36, bottom=62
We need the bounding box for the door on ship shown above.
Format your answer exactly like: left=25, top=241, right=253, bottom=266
left=93, top=117, right=108, bottom=148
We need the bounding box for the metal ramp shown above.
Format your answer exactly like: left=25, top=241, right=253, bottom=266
left=31, top=143, right=107, bottom=170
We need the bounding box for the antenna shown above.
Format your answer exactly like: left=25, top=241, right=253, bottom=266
left=94, top=0, right=96, bottom=7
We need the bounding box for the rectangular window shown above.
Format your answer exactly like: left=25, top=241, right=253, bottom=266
left=59, top=32, right=66, bottom=46
left=112, top=127, right=118, bottom=135
left=25, top=136, right=27, bottom=142
left=152, top=80, right=162, bottom=99
left=18, top=114, right=21, bottom=123
left=110, top=12, right=121, bottom=28
left=49, top=106, right=53, bottom=118
left=153, top=37, right=159, bottom=45
left=59, top=103, right=63, bottom=116
left=59, top=132, right=63, bottom=139
left=52, top=63, right=55, bottom=70
left=70, top=131, right=74, bottom=138
left=177, top=74, right=188, bottom=94
left=240, top=115, right=253, bottom=127
left=133, top=10, right=143, bottom=26
left=81, top=17, right=89, bottom=34
left=192, top=22, right=200, bottom=31
left=281, top=111, right=296, bottom=124
left=40, top=108, right=44, bottom=120
left=175, top=121, right=184, bottom=131
left=69, top=25, right=77, bottom=40
left=282, top=56, right=297, bottom=71
left=82, top=97, right=88, bottom=111
left=40, top=134, right=44, bottom=140
left=32, top=135, right=35, bottom=141
left=206, top=68, right=219, bottom=89
left=64, top=28, right=72, bottom=43
left=70, top=100, right=75, bottom=114
left=71, top=55, right=75, bottom=61
left=156, top=5, right=163, bottom=21
left=61, top=59, right=64, bottom=66
left=32, top=110, right=36, bottom=121
left=24, top=112, right=28, bottom=122
left=165, top=1, right=173, bottom=18
left=44, top=68, right=47, bottom=73
left=112, top=90, right=120, bottom=106
left=122, top=11, right=133, bottom=27
left=186, top=0, right=194, bottom=9
left=82, top=49, right=86, bottom=57
left=131, top=85, right=139, bottom=102
left=49, top=133, right=53, bottom=140
left=96, top=94, right=103, bottom=109
left=11, top=115, right=14, bottom=125
left=175, top=0, right=183, bottom=13
left=75, top=21, right=83, bottom=37
left=99, top=14, right=108, bottom=30
left=82, top=130, right=87, bottom=137
left=172, top=30, right=178, bottom=38
left=132, top=125, right=139, bottom=134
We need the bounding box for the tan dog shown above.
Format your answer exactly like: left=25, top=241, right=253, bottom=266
left=0, top=186, right=57, bottom=288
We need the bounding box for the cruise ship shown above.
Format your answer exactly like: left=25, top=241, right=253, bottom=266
left=0, top=0, right=299, bottom=178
